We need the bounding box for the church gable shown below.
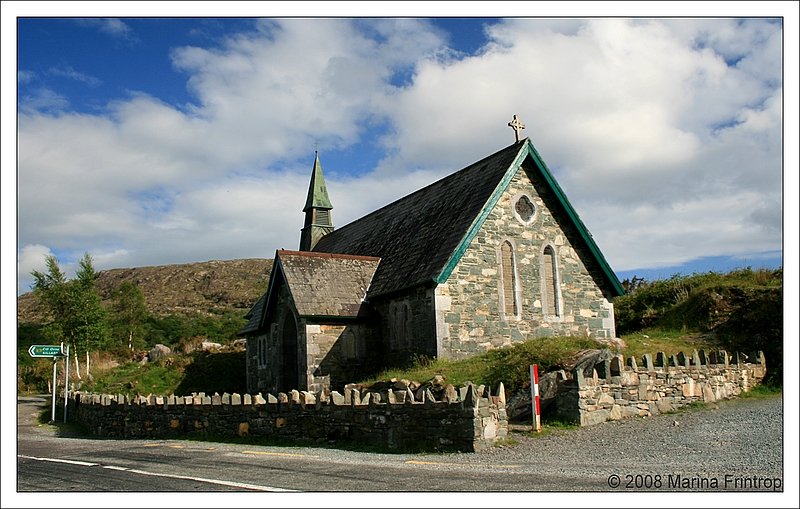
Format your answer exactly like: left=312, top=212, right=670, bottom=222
left=277, top=250, right=380, bottom=319
left=241, top=250, right=382, bottom=394
left=436, top=139, right=623, bottom=297
left=435, top=156, right=620, bottom=359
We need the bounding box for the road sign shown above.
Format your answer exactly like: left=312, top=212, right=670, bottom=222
left=28, top=344, right=65, bottom=358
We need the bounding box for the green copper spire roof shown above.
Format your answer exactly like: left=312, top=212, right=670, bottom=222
left=303, top=150, right=333, bottom=212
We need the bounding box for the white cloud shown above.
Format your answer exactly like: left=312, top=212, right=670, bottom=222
left=14, top=17, right=787, bottom=296
left=17, top=244, right=54, bottom=293
left=48, top=65, right=102, bottom=87
left=77, top=18, right=135, bottom=41
left=18, top=88, right=69, bottom=114
left=17, top=70, right=36, bottom=84
left=378, top=18, right=783, bottom=271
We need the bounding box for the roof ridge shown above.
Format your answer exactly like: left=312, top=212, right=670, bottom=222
left=279, top=249, right=381, bottom=262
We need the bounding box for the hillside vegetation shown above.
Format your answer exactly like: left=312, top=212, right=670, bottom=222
left=17, top=258, right=273, bottom=322
left=614, top=267, right=782, bottom=384
left=17, top=263, right=783, bottom=396
left=17, top=258, right=272, bottom=394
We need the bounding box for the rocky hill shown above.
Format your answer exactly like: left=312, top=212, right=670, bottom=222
left=17, top=258, right=273, bottom=324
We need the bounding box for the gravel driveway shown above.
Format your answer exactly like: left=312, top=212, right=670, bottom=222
left=481, top=394, right=785, bottom=492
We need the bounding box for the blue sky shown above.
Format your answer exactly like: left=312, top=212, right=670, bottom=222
left=5, top=6, right=797, bottom=297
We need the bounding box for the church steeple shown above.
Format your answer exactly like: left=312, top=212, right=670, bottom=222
left=300, top=149, right=334, bottom=251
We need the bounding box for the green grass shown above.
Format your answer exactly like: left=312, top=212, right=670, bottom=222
left=738, top=384, right=782, bottom=399
left=358, top=336, right=599, bottom=396
left=80, top=351, right=248, bottom=397
left=621, top=329, right=718, bottom=360
left=84, top=359, right=187, bottom=396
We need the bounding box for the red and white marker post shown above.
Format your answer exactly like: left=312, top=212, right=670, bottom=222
left=530, top=364, right=541, bottom=432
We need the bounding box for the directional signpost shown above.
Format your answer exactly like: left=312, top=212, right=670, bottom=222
left=28, top=344, right=65, bottom=358
left=28, top=344, right=66, bottom=422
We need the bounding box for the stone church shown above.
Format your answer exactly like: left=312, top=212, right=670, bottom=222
left=240, top=117, right=625, bottom=394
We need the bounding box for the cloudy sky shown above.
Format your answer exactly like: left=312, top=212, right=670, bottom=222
left=6, top=5, right=797, bottom=297
left=2, top=4, right=799, bottom=507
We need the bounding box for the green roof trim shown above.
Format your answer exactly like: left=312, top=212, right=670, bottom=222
left=436, top=138, right=625, bottom=297
left=303, top=151, right=333, bottom=211
left=434, top=145, right=526, bottom=284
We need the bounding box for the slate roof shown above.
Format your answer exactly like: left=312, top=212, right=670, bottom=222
left=314, top=138, right=624, bottom=298
left=238, top=251, right=381, bottom=335
left=278, top=251, right=380, bottom=317
left=240, top=293, right=267, bottom=335
left=312, top=140, right=525, bottom=297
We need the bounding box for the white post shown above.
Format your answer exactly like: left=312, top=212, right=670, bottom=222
left=50, top=357, right=58, bottom=423
left=63, top=343, right=70, bottom=423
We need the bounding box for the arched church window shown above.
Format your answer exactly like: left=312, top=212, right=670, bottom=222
left=543, top=245, right=561, bottom=317
left=500, top=241, right=519, bottom=318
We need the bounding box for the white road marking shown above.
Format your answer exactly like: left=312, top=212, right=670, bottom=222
left=18, top=454, right=297, bottom=492
left=18, top=455, right=98, bottom=467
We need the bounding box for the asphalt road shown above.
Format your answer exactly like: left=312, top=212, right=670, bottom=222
left=12, top=392, right=789, bottom=506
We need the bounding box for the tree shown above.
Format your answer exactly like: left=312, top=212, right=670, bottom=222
left=32, top=255, right=75, bottom=374
left=31, top=253, right=109, bottom=380
left=110, top=281, right=148, bottom=351
left=72, top=254, right=109, bottom=377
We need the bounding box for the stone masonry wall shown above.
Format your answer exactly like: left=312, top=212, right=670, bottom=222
left=308, top=321, right=382, bottom=392
left=67, top=383, right=508, bottom=453
left=372, top=285, right=438, bottom=366
left=437, top=164, right=616, bottom=360
left=555, top=350, right=766, bottom=426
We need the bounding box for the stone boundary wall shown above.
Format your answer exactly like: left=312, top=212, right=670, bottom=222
left=66, top=383, right=508, bottom=452
left=555, top=350, right=766, bottom=426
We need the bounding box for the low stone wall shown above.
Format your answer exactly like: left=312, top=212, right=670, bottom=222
left=67, top=383, right=508, bottom=452
left=555, top=350, right=766, bottom=426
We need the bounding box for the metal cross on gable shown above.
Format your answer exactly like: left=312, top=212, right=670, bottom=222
left=508, top=114, right=526, bottom=142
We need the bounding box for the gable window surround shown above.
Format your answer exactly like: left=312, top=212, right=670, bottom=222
left=511, top=192, right=539, bottom=225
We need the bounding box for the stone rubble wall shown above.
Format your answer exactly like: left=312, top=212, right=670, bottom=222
left=555, top=350, right=766, bottom=426
left=66, top=383, right=508, bottom=452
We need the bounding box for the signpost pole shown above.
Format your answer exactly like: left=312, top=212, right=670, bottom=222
left=50, top=357, right=58, bottom=423
left=63, top=343, right=69, bottom=423
left=29, top=344, right=69, bottom=422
